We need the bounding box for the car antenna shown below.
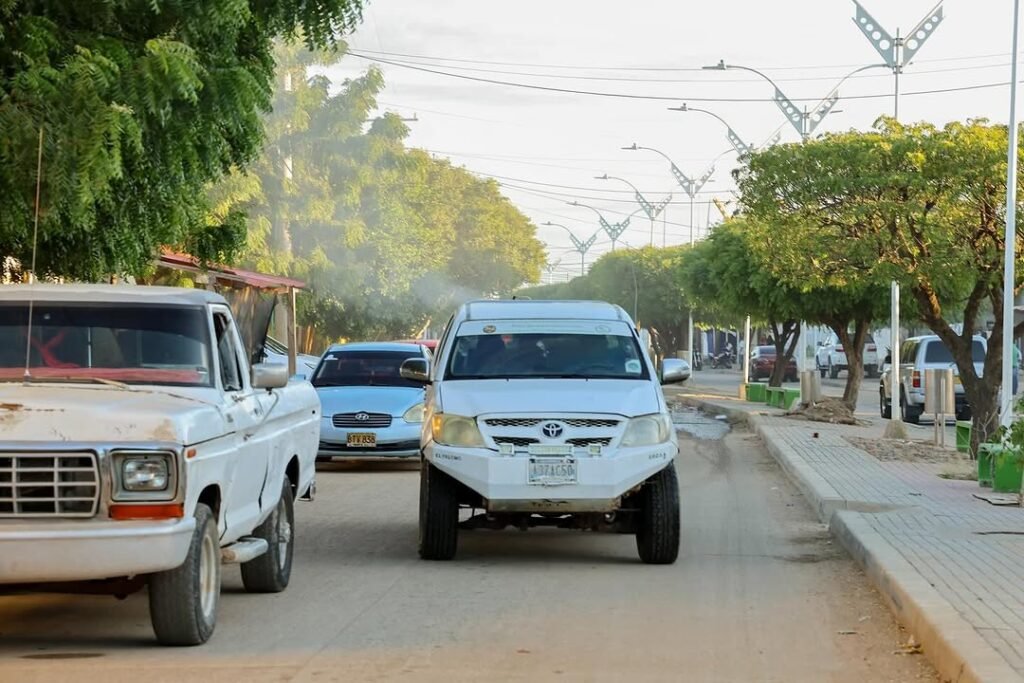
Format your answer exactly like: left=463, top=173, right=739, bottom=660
left=23, top=126, right=44, bottom=384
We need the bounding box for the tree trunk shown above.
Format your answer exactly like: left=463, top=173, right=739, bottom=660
left=768, top=319, right=800, bottom=387
left=832, top=318, right=870, bottom=410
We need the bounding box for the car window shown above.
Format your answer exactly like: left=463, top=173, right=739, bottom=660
left=447, top=331, right=649, bottom=380
left=214, top=312, right=243, bottom=392
left=900, top=341, right=916, bottom=364
left=313, top=350, right=425, bottom=388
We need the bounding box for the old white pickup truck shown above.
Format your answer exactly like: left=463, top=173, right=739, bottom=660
left=0, top=284, right=320, bottom=645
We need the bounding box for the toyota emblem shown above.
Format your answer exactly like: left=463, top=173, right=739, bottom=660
left=355, top=412, right=370, bottom=421
left=541, top=422, right=564, bottom=438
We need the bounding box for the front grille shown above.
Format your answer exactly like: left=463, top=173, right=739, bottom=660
left=0, top=452, right=100, bottom=518
left=563, top=418, right=621, bottom=428
left=566, top=437, right=613, bottom=447
left=319, top=440, right=419, bottom=453
left=332, top=413, right=392, bottom=428
left=485, top=418, right=542, bottom=428
left=493, top=437, right=540, bottom=448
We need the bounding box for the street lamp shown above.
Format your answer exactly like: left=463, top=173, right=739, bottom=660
left=542, top=221, right=599, bottom=276
left=667, top=104, right=755, bottom=158
left=567, top=200, right=633, bottom=251
left=594, top=174, right=671, bottom=247
left=702, top=60, right=888, bottom=140
left=1002, top=0, right=1020, bottom=430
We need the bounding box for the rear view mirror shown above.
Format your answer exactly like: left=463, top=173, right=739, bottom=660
left=400, top=358, right=431, bottom=384
left=660, top=358, right=691, bottom=385
left=252, top=363, right=289, bottom=389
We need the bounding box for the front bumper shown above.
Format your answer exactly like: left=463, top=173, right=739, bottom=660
left=319, top=419, right=421, bottom=458
left=0, top=518, right=195, bottom=584
left=426, top=442, right=678, bottom=512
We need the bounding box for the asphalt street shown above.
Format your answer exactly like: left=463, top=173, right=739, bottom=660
left=0, top=424, right=936, bottom=682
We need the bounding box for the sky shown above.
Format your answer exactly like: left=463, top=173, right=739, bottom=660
left=324, top=0, right=1021, bottom=280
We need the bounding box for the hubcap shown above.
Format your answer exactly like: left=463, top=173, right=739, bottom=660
left=276, top=497, right=292, bottom=571
left=199, top=529, right=218, bottom=621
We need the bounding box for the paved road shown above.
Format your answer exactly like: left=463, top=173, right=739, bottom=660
left=1, top=427, right=935, bottom=682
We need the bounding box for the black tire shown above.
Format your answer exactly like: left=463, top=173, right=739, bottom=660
left=880, top=388, right=892, bottom=419
left=635, top=462, right=680, bottom=565
left=149, top=504, right=220, bottom=646
left=865, top=365, right=878, bottom=379
left=829, top=363, right=839, bottom=380
left=241, top=479, right=295, bottom=593
left=419, top=460, right=459, bottom=561
left=818, top=366, right=827, bottom=379
left=900, top=390, right=921, bottom=425
left=956, top=407, right=972, bottom=421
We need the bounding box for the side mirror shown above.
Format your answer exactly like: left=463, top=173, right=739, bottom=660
left=400, top=358, right=431, bottom=384
left=660, top=358, right=691, bottom=385
left=252, top=362, right=289, bottom=390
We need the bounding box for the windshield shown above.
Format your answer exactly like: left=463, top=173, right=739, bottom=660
left=312, top=350, right=424, bottom=388
left=924, top=340, right=986, bottom=364
left=0, top=303, right=213, bottom=386
left=446, top=332, right=649, bottom=380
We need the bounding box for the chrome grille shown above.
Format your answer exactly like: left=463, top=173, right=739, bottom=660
left=563, top=418, right=621, bottom=428
left=493, top=437, right=540, bottom=448
left=0, top=452, right=100, bottom=518
left=484, top=418, right=542, bottom=428
left=332, top=413, right=392, bottom=428
left=566, top=437, right=613, bottom=447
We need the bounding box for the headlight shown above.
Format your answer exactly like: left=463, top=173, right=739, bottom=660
left=431, top=413, right=484, bottom=447
left=113, top=451, right=176, bottom=500
left=621, top=413, right=673, bottom=447
left=403, top=402, right=425, bottom=423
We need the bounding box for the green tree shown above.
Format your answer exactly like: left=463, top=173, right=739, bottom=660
left=0, top=0, right=365, bottom=280
left=739, top=119, right=1024, bottom=446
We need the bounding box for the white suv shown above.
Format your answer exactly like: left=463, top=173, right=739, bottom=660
left=815, top=333, right=880, bottom=379
left=400, top=300, right=687, bottom=564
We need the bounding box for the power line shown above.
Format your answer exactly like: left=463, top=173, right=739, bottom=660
left=348, top=52, right=1022, bottom=104
left=349, top=46, right=1013, bottom=73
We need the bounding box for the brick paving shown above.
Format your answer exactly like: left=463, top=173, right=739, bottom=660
left=670, top=386, right=1024, bottom=679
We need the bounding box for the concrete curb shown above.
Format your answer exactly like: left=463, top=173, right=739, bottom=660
left=832, top=511, right=1021, bottom=683
left=670, top=389, right=1023, bottom=683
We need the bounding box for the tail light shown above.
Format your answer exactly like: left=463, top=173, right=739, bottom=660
left=836, top=345, right=844, bottom=352
left=912, top=371, right=921, bottom=389
left=867, top=345, right=876, bottom=352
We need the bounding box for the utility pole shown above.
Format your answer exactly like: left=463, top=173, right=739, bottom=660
left=852, top=1, right=944, bottom=438
left=1002, top=0, right=1020, bottom=430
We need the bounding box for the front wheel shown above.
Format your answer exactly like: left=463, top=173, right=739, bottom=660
left=636, top=462, right=680, bottom=565
left=149, top=504, right=220, bottom=646
left=419, top=460, right=459, bottom=560
left=241, top=479, right=295, bottom=593
left=880, top=389, right=892, bottom=419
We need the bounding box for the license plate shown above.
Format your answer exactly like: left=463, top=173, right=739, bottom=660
left=347, top=433, right=376, bottom=447
left=527, top=444, right=573, bottom=456
left=529, top=457, right=577, bottom=485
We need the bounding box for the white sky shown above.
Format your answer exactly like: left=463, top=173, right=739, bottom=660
left=324, top=0, right=1020, bottom=279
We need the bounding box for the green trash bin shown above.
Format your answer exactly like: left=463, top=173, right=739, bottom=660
left=745, top=383, right=767, bottom=403
left=766, top=387, right=783, bottom=408
left=782, top=388, right=801, bottom=410
left=977, top=443, right=998, bottom=488
left=955, top=421, right=972, bottom=453
left=993, top=447, right=1023, bottom=494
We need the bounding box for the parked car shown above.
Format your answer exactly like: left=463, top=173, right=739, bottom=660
left=815, top=333, right=880, bottom=379
left=395, top=339, right=438, bottom=355
left=747, top=346, right=798, bottom=382
left=879, top=334, right=987, bottom=423
left=262, top=335, right=320, bottom=379
left=0, top=284, right=320, bottom=645
left=400, top=299, right=686, bottom=564
left=314, top=342, right=430, bottom=460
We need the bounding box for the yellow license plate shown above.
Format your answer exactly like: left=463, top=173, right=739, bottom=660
left=347, top=433, right=377, bottom=447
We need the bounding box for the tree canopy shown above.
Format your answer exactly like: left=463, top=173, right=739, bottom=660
left=0, top=0, right=365, bottom=279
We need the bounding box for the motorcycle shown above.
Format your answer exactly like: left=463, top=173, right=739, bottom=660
left=710, top=351, right=733, bottom=370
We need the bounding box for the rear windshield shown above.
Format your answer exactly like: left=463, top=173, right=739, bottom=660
left=447, top=331, right=648, bottom=380
left=923, top=340, right=985, bottom=363
left=312, top=350, right=423, bottom=388
left=756, top=346, right=776, bottom=356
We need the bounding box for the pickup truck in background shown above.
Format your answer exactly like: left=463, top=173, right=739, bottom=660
left=0, top=284, right=320, bottom=646
left=815, top=333, right=880, bottom=379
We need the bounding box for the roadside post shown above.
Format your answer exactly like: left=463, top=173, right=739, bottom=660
left=925, top=369, right=955, bottom=446
left=741, top=315, right=751, bottom=399
left=884, top=282, right=908, bottom=439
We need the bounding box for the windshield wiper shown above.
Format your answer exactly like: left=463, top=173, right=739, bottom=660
left=24, top=375, right=130, bottom=390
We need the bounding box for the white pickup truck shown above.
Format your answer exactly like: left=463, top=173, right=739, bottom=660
left=0, top=284, right=319, bottom=645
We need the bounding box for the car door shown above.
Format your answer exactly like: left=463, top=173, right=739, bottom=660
left=212, top=307, right=273, bottom=539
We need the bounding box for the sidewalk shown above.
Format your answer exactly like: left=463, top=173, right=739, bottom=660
left=668, top=383, right=1024, bottom=683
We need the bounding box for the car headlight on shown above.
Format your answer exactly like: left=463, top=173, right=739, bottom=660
left=403, top=402, right=425, bottom=423
left=113, top=451, right=176, bottom=500
left=431, top=413, right=484, bottom=447
left=621, top=413, right=673, bottom=447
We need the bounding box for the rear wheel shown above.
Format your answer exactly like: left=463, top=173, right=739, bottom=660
left=148, top=504, right=220, bottom=646
left=241, top=479, right=295, bottom=593
left=419, top=460, right=459, bottom=560
left=636, top=462, right=680, bottom=565
left=900, top=389, right=921, bottom=425
left=829, top=363, right=839, bottom=380
left=880, top=388, right=892, bottom=419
